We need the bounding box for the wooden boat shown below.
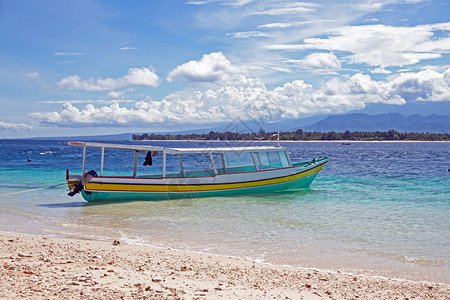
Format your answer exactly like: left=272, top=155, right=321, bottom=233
left=66, top=141, right=328, bottom=202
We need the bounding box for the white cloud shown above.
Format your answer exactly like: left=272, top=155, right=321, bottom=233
left=258, top=22, right=292, bottom=29
left=119, top=47, right=138, bottom=51
left=386, top=68, right=450, bottom=102
left=250, top=2, right=318, bottom=16
left=166, top=52, right=245, bottom=83
left=31, top=68, right=450, bottom=127
left=107, top=90, right=128, bottom=99
left=186, top=0, right=218, bottom=4
left=56, top=67, right=159, bottom=91
left=53, top=52, right=85, bottom=56
left=0, top=121, right=32, bottom=131
left=300, top=52, right=341, bottom=70
left=371, top=68, right=392, bottom=74
left=364, top=18, right=379, bottom=23
left=226, top=31, right=272, bottom=38
left=355, top=0, right=427, bottom=11
left=56, top=75, right=115, bottom=91
left=25, top=71, right=40, bottom=79
left=38, top=99, right=133, bottom=104
left=267, top=22, right=450, bottom=67
left=123, top=67, right=159, bottom=86
left=187, top=0, right=253, bottom=5
left=223, top=0, right=254, bottom=5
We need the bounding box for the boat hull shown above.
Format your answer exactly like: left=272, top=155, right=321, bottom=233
left=78, top=159, right=327, bottom=202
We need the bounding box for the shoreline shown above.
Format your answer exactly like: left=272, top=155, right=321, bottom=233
left=133, top=139, right=450, bottom=143
left=1, top=231, right=448, bottom=299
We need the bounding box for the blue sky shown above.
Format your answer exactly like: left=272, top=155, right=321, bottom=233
left=0, top=0, right=449, bottom=138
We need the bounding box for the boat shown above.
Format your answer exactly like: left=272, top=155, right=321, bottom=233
left=66, top=141, right=328, bottom=202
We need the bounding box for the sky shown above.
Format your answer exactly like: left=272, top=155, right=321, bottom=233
left=0, top=0, right=449, bottom=138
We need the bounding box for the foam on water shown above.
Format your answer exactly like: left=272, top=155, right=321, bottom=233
left=0, top=140, right=448, bottom=283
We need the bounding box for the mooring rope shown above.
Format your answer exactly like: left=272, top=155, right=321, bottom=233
left=330, top=157, right=418, bottom=185
left=0, top=183, right=67, bottom=197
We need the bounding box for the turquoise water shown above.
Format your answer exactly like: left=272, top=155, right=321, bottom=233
left=0, top=140, right=449, bottom=283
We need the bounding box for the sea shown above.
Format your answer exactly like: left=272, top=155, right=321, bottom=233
left=0, top=139, right=448, bottom=284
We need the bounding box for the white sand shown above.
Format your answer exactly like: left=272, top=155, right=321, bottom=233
left=1, top=232, right=448, bottom=299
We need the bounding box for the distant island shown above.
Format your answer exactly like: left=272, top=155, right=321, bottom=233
left=303, top=113, right=450, bottom=133
left=133, top=129, right=449, bottom=141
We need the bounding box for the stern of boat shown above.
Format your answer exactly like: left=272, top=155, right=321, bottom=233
left=66, top=169, right=83, bottom=196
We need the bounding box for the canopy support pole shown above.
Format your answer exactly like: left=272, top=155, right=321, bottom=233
left=209, top=152, right=217, bottom=175
left=162, top=151, right=166, bottom=177
left=285, top=150, right=292, bottom=167
left=178, top=154, right=184, bottom=176
left=251, top=152, right=259, bottom=171
left=133, top=150, right=138, bottom=177
left=100, top=147, right=104, bottom=176
left=221, top=153, right=226, bottom=173
left=81, top=145, right=86, bottom=176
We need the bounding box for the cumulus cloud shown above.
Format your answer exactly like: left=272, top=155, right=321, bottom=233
left=371, top=68, right=392, bottom=74
left=31, top=68, right=450, bottom=127
left=267, top=22, right=450, bottom=68
left=107, top=90, right=128, bottom=99
left=300, top=52, right=341, bottom=70
left=0, top=121, right=32, bottom=131
left=56, top=67, right=159, bottom=91
left=166, top=52, right=245, bottom=83
left=386, top=68, right=450, bottom=102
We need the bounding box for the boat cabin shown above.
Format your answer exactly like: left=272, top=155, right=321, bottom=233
left=68, top=141, right=292, bottom=179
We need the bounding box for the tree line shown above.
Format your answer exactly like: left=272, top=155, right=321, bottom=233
left=133, top=129, right=449, bottom=141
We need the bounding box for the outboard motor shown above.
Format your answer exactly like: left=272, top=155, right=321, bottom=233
left=68, top=182, right=83, bottom=197
left=68, top=170, right=97, bottom=197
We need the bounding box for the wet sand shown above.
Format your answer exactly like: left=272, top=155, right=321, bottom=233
left=0, top=232, right=448, bottom=299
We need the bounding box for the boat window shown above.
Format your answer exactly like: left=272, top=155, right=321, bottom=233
left=211, top=153, right=224, bottom=170
left=279, top=151, right=290, bottom=167
left=252, top=152, right=261, bottom=165
left=267, top=151, right=282, bottom=167
left=223, top=151, right=254, bottom=168
left=253, top=151, right=270, bottom=169
left=181, top=153, right=213, bottom=171
left=259, top=152, right=270, bottom=166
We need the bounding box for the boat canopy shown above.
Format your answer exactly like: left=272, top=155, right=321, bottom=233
left=68, top=141, right=285, bottom=154
left=68, top=141, right=292, bottom=178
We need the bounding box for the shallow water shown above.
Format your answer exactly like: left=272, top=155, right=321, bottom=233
left=0, top=140, right=449, bottom=283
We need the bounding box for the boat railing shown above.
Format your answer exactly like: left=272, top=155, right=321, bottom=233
left=133, top=163, right=303, bottom=179
left=292, top=156, right=328, bottom=168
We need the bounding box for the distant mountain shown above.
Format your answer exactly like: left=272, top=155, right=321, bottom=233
left=18, top=113, right=449, bottom=141
left=23, top=133, right=134, bottom=141
left=303, top=113, right=450, bottom=133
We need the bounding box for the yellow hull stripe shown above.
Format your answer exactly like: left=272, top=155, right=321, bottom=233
left=85, top=164, right=325, bottom=193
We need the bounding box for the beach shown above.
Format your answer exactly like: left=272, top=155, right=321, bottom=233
left=1, top=140, right=449, bottom=298
left=1, top=232, right=448, bottom=299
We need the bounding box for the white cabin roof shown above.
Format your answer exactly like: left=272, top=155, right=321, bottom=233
left=68, top=141, right=285, bottom=154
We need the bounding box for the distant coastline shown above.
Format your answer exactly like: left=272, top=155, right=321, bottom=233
left=133, top=129, right=450, bottom=142
left=134, top=139, right=450, bottom=143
